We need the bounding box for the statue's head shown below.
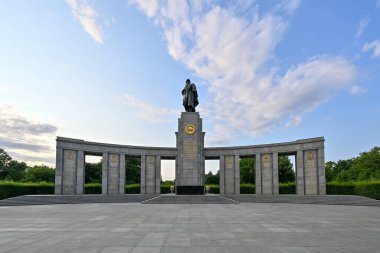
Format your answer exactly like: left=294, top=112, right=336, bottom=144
left=186, top=79, right=190, bottom=84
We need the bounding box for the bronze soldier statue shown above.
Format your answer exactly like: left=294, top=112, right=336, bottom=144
left=182, top=79, right=199, bottom=112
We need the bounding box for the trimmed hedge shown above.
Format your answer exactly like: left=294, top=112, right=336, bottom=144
left=279, top=182, right=296, bottom=194
left=326, top=181, right=356, bottom=195
left=327, top=181, right=380, bottom=199
left=0, top=181, right=54, bottom=200
left=240, top=183, right=255, bottom=194
left=1, top=181, right=379, bottom=200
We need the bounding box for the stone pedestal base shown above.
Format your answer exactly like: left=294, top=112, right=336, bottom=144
left=176, top=186, right=204, bottom=195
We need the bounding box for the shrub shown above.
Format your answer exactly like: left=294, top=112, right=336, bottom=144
left=353, top=181, right=380, bottom=199
left=279, top=182, right=296, bottom=194
left=240, top=183, right=255, bottom=194
left=24, top=166, right=55, bottom=183
left=0, top=181, right=54, bottom=200
left=125, top=184, right=140, bottom=194
left=326, top=181, right=356, bottom=195
left=161, top=184, right=173, bottom=194
left=208, top=184, right=220, bottom=194
left=84, top=183, right=101, bottom=194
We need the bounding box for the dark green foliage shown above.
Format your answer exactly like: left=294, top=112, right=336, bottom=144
left=125, top=183, right=140, bottom=194
left=161, top=180, right=175, bottom=185
left=208, top=184, right=220, bottom=194
left=126, top=157, right=141, bottom=184
left=240, top=158, right=255, bottom=184
left=354, top=181, right=380, bottom=199
left=325, top=161, right=335, bottom=182
left=4, top=160, right=27, bottom=181
left=240, top=183, right=255, bottom=194
left=349, top=147, right=380, bottom=181
left=278, top=156, right=295, bottom=183
left=0, top=149, right=12, bottom=180
left=205, top=171, right=219, bottom=185
left=84, top=183, right=102, bottom=194
left=161, top=184, right=173, bottom=194
left=0, top=181, right=54, bottom=200
left=24, top=165, right=55, bottom=182
left=326, top=181, right=356, bottom=195
left=327, top=147, right=380, bottom=182
left=85, top=162, right=102, bottom=183
left=326, top=181, right=380, bottom=199
left=279, top=182, right=296, bottom=194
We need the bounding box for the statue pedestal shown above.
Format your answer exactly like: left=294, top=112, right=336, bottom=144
left=175, top=112, right=205, bottom=195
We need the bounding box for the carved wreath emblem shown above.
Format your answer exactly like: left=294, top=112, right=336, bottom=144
left=67, top=151, right=74, bottom=160
left=185, top=124, right=196, bottom=135
left=263, top=154, right=270, bottom=163
left=307, top=151, right=314, bottom=160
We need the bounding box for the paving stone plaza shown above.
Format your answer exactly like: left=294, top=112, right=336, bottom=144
left=0, top=202, right=379, bottom=253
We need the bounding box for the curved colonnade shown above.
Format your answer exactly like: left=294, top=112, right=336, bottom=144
left=55, top=136, right=325, bottom=195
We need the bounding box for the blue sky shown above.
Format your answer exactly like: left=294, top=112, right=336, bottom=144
left=0, top=0, right=379, bottom=179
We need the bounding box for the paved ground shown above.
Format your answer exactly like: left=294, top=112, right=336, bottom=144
left=0, top=203, right=379, bottom=253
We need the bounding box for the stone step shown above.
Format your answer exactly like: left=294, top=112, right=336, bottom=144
left=224, top=194, right=380, bottom=207
left=142, top=194, right=239, bottom=204
left=0, top=194, right=156, bottom=206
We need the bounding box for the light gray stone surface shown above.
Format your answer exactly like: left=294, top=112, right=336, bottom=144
left=176, top=112, right=205, bottom=187
left=55, top=135, right=326, bottom=196
left=0, top=203, right=379, bottom=252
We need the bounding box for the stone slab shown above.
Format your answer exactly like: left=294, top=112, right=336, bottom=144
left=0, top=202, right=379, bottom=252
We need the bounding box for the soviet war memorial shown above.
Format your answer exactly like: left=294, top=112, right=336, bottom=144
left=1, top=1, right=380, bottom=253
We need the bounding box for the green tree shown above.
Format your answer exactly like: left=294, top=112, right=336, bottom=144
left=126, top=157, right=141, bottom=184
left=325, top=161, right=336, bottom=182
left=240, top=157, right=255, bottom=184
left=279, top=156, right=295, bottom=183
left=85, top=162, right=102, bottom=183
left=5, top=160, right=27, bottom=181
left=0, top=148, right=12, bottom=180
left=24, top=165, right=55, bottom=182
left=205, top=171, right=219, bottom=185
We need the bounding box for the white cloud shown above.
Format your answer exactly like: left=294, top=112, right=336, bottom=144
left=350, top=85, right=367, bottom=95
left=0, top=104, right=57, bottom=166
left=362, top=40, right=380, bottom=58
left=130, top=1, right=357, bottom=145
left=119, top=93, right=180, bottom=122
left=66, top=0, right=104, bottom=45
left=355, top=16, right=370, bottom=38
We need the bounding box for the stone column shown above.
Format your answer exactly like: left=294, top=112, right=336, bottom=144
left=55, top=148, right=63, bottom=194
left=234, top=155, right=240, bottom=195
left=318, top=148, right=326, bottom=195
left=76, top=150, right=84, bottom=195
left=108, top=154, right=120, bottom=195
left=272, top=152, right=279, bottom=195
left=219, top=156, right=225, bottom=194
left=140, top=155, right=146, bottom=194
left=224, top=156, right=235, bottom=194
left=119, top=154, right=126, bottom=194
left=296, top=150, right=305, bottom=195
left=102, top=152, right=108, bottom=194
left=155, top=156, right=161, bottom=194
left=62, top=150, right=77, bottom=195
left=262, top=153, right=273, bottom=195
left=304, top=150, right=318, bottom=195
left=255, top=153, right=262, bottom=195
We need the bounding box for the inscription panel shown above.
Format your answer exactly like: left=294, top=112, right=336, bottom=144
left=63, top=150, right=76, bottom=194
left=262, top=154, right=273, bottom=194
left=108, top=154, right=119, bottom=194
left=304, top=150, right=318, bottom=194
left=145, top=156, right=156, bottom=191
left=183, top=141, right=197, bottom=160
